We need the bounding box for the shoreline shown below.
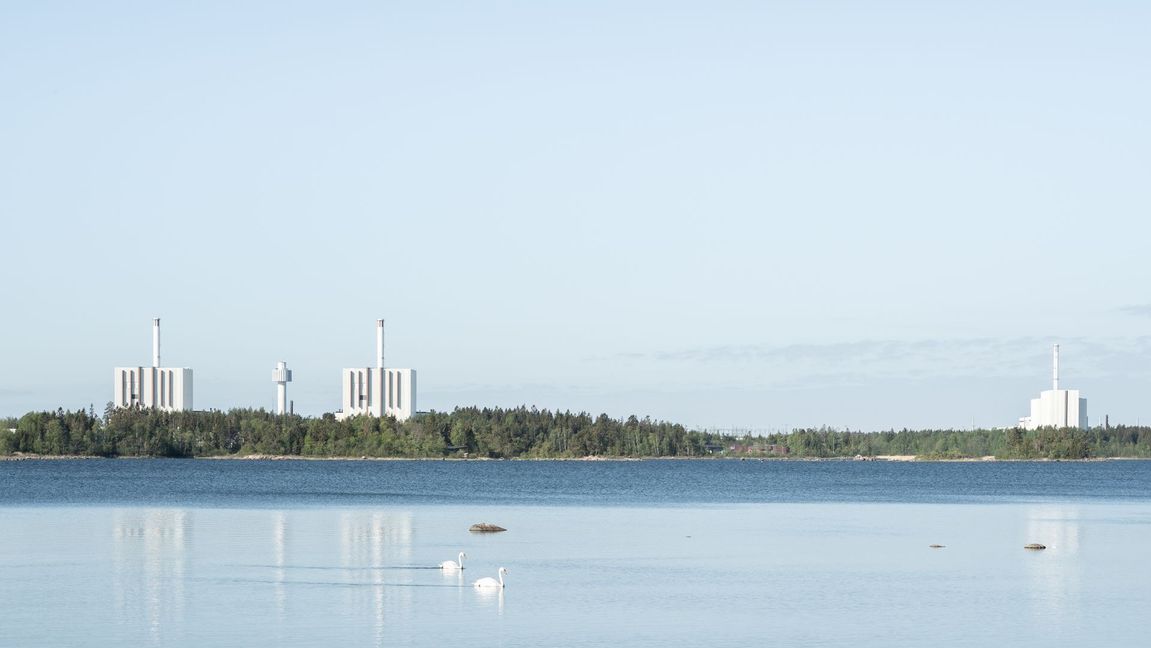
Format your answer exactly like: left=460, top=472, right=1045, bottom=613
left=2, top=453, right=1148, bottom=462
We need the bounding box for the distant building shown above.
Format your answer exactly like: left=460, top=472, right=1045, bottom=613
left=336, top=320, right=417, bottom=421
left=113, top=318, right=193, bottom=411
left=272, top=361, right=292, bottom=415
left=1018, top=344, right=1087, bottom=430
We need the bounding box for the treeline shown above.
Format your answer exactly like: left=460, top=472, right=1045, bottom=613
left=3, top=407, right=1150, bottom=459
left=747, top=426, right=1151, bottom=460
left=0, top=406, right=715, bottom=458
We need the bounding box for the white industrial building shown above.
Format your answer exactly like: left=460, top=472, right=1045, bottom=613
left=272, top=361, right=292, bottom=415
left=113, top=318, right=193, bottom=411
left=1018, top=344, right=1087, bottom=430
left=336, top=319, right=417, bottom=421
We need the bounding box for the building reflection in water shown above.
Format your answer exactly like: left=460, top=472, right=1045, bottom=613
left=272, top=511, right=288, bottom=620
left=338, top=511, right=414, bottom=646
left=112, top=509, right=190, bottom=645
left=1025, top=505, right=1082, bottom=629
left=109, top=507, right=424, bottom=646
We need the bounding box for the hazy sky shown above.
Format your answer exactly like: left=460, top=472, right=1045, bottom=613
left=2, top=1, right=1149, bottom=430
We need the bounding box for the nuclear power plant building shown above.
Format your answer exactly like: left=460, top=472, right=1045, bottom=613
left=336, top=319, right=417, bottom=421
left=1018, top=344, right=1087, bottom=430
left=113, top=318, right=193, bottom=411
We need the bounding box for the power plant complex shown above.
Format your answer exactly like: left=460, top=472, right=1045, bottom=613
left=1018, top=344, right=1088, bottom=430
left=108, top=320, right=1085, bottom=431
left=112, top=318, right=417, bottom=421
left=113, top=318, right=194, bottom=411
left=335, top=319, right=417, bottom=421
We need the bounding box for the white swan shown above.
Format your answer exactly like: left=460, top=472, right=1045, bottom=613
left=439, top=551, right=466, bottom=570
left=473, top=567, right=507, bottom=588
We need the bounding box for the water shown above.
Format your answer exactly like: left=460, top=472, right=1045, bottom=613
left=5, top=458, right=1151, bottom=506
left=1, top=460, right=1149, bottom=647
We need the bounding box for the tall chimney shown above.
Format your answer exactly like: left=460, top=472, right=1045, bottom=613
left=153, top=318, right=161, bottom=368
left=1053, top=343, right=1060, bottom=391
left=376, top=319, right=385, bottom=369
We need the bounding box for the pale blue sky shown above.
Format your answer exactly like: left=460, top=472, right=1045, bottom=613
left=2, top=1, right=1149, bottom=429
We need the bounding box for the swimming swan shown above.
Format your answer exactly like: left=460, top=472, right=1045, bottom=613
left=473, top=567, right=507, bottom=588
left=439, top=552, right=466, bottom=570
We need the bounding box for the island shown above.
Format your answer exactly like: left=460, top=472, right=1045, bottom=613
left=2, top=406, right=1149, bottom=460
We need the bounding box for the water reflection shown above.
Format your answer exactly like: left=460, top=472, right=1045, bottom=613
left=112, top=509, right=189, bottom=645
left=1025, top=505, right=1082, bottom=628
left=7, top=501, right=1149, bottom=648
left=272, top=511, right=287, bottom=620
left=107, top=508, right=431, bottom=646
left=1027, top=505, right=1081, bottom=554
left=442, top=567, right=466, bottom=583
left=338, top=511, right=415, bottom=646
left=474, top=585, right=505, bottom=615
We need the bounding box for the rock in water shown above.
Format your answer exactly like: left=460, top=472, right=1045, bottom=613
left=929, top=544, right=945, bottom=548
left=469, top=523, right=507, bottom=533
left=1024, top=543, right=1047, bottom=550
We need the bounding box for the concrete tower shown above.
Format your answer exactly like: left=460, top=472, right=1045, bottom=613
left=272, top=361, right=292, bottom=415
left=152, top=317, right=161, bottom=368
left=377, top=318, right=385, bottom=369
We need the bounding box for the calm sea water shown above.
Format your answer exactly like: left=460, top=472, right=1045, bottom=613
left=1, top=460, right=1149, bottom=647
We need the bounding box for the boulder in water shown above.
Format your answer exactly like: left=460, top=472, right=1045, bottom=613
left=1024, top=543, right=1047, bottom=550
left=469, top=523, right=507, bottom=533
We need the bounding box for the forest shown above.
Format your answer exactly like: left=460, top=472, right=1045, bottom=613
left=2, top=406, right=1150, bottom=460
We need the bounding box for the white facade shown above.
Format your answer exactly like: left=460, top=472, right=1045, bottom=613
left=1021, top=389, right=1087, bottom=430
left=1018, top=344, right=1087, bottom=430
left=113, top=318, right=193, bottom=411
left=337, top=367, right=417, bottom=421
left=272, top=361, right=292, bottom=415
left=336, top=319, right=417, bottom=421
left=113, top=367, right=193, bottom=411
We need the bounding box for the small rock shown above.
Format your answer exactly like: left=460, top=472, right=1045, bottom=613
left=469, top=523, right=507, bottom=533
left=1024, top=543, right=1047, bottom=550
left=929, top=544, right=945, bottom=548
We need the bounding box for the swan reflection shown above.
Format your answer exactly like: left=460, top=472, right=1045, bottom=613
left=473, top=581, right=506, bottom=615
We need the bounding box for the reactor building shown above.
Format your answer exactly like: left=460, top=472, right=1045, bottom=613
left=113, top=318, right=193, bottom=411
left=1018, top=344, right=1087, bottom=430
left=336, top=319, right=417, bottom=421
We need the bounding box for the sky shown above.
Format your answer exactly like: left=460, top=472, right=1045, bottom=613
left=1, top=0, right=1149, bottom=430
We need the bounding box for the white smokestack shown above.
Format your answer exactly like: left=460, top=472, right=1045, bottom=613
left=1053, top=343, right=1060, bottom=391
left=153, top=318, right=161, bottom=368
left=376, top=319, right=385, bottom=369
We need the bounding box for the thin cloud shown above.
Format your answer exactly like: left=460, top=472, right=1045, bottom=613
left=638, top=337, right=1033, bottom=367
left=1118, top=303, right=1151, bottom=317
left=623, top=336, right=1151, bottom=382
